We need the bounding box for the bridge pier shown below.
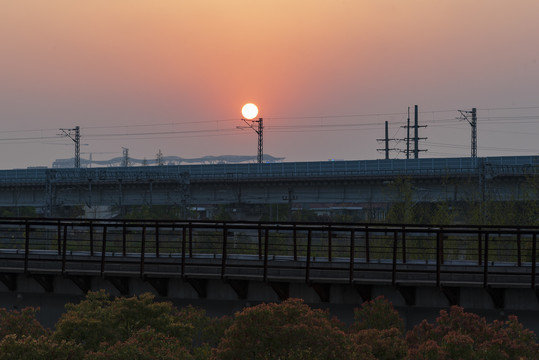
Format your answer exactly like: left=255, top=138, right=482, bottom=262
left=5, top=271, right=539, bottom=313
left=3, top=277, right=539, bottom=334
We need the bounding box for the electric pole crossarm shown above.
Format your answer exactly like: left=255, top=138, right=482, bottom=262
left=376, top=121, right=400, bottom=159
left=239, top=118, right=263, bottom=164
left=458, top=108, right=477, bottom=158
left=398, top=105, right=427, bottom=159
left=58, top=126, right=81, bottom=168
left=240, top=119, right=260, bottom=134
left=122, top=147, right=129, bottom=167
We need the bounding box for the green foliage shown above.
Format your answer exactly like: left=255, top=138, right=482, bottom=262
left=351, top=297, right=426, bottom=359
left=290, top=209, right=320, bottom=222
left=461, top=172, right=538, bottom=226
left=482, top=315, right=539, bottom=359
left=123, top=205, right=185, bottom=220
left=53, top=290, right=114, bottom=351
left=86, top=327, right=193, bottom=360
left=176, top=305, right=232, bottom=350
left=0, top=307, right=45, bottom=340
left=351, top=328, right=408, bottom=360
left=429, top=202, right=456, bottom=225
left=0, top=335, right=84, bottom=360
left=54, top=290, right=193, bottom=352
left=382, top=173, right=539, bottom=226
left=386, top=177, right=416, bottom=224
left=519, top=172, right=539, bottom=226
left=212, top=298, right=366, bottom=360
left=352, top=296, right=405, bottom=333
left=52, top=205, right=85, bottom=218
left=2, top=293, right=539, bottom=360
left=260, top=203, right=292, bottom=222
left=406, top=306, right=539, bottom=359
left=463, top=198, right=539, bottom=226
left=0, top=207, right=38, bottom=218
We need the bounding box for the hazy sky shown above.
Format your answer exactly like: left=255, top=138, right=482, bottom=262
left=1, top=1, right=538, bottom=169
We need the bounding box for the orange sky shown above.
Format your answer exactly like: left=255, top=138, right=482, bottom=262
left=0, top=1, right=538, bottom=168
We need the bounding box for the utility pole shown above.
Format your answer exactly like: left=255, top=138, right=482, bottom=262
left=406, top=107, right=411, bottom=159
left=156, top=149, right=164, bottom=166
left=377, top=121, right=398, bottom=159
left=58, top=126, right=81, bottom=168
left=122, top=147, right=129, bottom=167
left=384, top=121, right=390, bottom=159
left=458, top=107, right=477, bottom=158
left=257, top=118, right=263, bottom=164
left=472, top=108, right=477, bottom=158
left=413, top=105, right=427, bottom=158
left=240, top=118, right=264, bottom=164
left=401, top=105, right=427, bottom=158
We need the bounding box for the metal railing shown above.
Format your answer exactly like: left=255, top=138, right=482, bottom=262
left=0, top=218, right=537, bottom=288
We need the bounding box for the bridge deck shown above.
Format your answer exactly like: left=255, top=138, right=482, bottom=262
left=0, top=218, right=537, bottom=291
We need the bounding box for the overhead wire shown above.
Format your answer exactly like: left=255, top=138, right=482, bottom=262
left=425, top=141, right=537, bottom=153
left=1, top=106, right=537, bottom=137
left=0, top=107, right=537, bottom=158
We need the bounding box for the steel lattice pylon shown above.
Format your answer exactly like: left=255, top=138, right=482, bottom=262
left=240, top=117, right=263, bottom=164
left=58, top=126, right=81, bottom=168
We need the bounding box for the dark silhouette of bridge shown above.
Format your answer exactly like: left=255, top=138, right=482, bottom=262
left=1, top=218, right=538, bottom=311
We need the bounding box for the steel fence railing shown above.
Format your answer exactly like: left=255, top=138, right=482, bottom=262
left=0, top=217, right=537, bottom=288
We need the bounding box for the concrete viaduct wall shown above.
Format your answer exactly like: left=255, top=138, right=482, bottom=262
left=0, top=156, right=535, bottom=217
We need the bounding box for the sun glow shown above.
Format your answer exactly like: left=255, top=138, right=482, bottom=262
left=241, top=103, right=259, bottom=120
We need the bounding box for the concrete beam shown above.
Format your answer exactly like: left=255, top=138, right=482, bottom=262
left=310, top=283, right=330, bottom=303
left=226, top=279, right=249, bottom=299
left=441, top=285, right=460, bottom=306
left=146, top=277, right=169, bottom=297
left=355, top=284, right=373, bottom=302
left=185, top=278, right=207, bottom=298
left=269, top=282, right=289, bottom=301
left=68, top=275, right=92, bottom=294
left=0, top=274, right=17, bottom=291
left=31, top=274, right=54, bottom=292
left=396, top=285, right=416, bottom=306
left=106, top=276, right=129, bottom=295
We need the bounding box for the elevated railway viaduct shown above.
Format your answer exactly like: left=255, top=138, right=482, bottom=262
left=0, top=156, right=536, bottom=219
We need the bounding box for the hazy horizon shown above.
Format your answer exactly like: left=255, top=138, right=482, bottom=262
left=1, top=1, right=538, bottom=169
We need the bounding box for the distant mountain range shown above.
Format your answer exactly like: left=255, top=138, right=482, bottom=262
left=52, top=154, right=286, bottom=168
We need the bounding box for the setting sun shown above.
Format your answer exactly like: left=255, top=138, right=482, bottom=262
left=241, top=103, right=259, bottom=120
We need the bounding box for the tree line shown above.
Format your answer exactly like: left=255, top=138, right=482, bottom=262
left=0, top=291, right=537, bottom=359
left=120, top=173, right=538, bottom=225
